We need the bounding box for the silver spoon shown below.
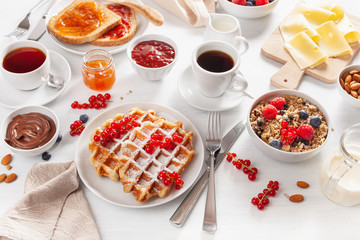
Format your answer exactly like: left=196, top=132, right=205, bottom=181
left=44, top=73, right=64, bottom=90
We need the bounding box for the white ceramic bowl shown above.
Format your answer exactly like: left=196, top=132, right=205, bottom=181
left=218, top=0, right=279, bottom=19
left=246, top=89, right=331, bottom=162
left=126, top=34, right=178, bottom=81
left=1, top=105, right=60, bottom=156
left=337, top=64, right=360, bottom=108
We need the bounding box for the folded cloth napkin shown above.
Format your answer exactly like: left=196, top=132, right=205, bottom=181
left=0, top=161, right=100, bottom=240
left=151, top=0, right=215, bottom=27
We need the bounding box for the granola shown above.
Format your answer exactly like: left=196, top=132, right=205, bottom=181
left=250, top=95, right=328, bottom=152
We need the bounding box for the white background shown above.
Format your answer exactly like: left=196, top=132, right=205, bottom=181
left=0, top=0, right=360, bottom=239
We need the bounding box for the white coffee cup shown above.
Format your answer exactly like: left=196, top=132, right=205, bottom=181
left=204, top=13, right=249, bottom=56
left=0, top=40, right=50, bottom=91
left=192, top=40, right=248, bottom=98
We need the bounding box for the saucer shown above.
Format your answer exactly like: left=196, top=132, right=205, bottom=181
left=177, top=66, right=246, bottom=111
left=0, top=50, right=71, bottom=108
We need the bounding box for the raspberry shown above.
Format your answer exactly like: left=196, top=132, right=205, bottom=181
left=232, top=0, right=246, bottom=5
left=269, top=97, right=286, bottom=110
left=256, top=0, right=269, bottom=6
left=297, top=125, right=314, bottom=141
left=262, top=105, right=277, bottom=119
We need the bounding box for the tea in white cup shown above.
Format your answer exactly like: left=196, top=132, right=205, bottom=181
left=0, top=40, right=50, bottom=91
left=192, top=41, right=248, bottom=98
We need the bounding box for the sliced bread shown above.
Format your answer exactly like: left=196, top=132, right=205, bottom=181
left=48, top=0, right=122, bottom=45
left=91, top=4, right=137, bottom=47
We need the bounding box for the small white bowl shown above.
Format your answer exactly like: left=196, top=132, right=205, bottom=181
left=218, top=0, right=279, bottom=19
left=126, top=34, right=178, bottom=81
left=1, top=105, right=60, bottom=156
left=337, top=64, right=360, bottom=108
left=246, top=89, right=331, bottom=162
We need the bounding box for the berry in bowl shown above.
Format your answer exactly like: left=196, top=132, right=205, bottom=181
left=218, top=0, right=279, bottom=19
left=127, top=34, right=178, bottom=81
left=1, top=105, right=60, bottom=156
left=337, top=64, right=360, bottom=108
left=247, top=89, right=330, bottom=162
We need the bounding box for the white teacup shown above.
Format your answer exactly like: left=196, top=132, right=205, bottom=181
left=204, top=13, right=249, bottom=56
left=0, top=40, right=50, bottom=91
left=192, top=41, right=248, bottom=98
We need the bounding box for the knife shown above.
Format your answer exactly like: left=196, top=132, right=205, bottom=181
left=169, top=120, right=246, bottom=227
left=28, top=0, right=56, bottom=41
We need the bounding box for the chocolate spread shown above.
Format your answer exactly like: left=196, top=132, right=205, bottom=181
left=5, top=112, right=56, bottom=150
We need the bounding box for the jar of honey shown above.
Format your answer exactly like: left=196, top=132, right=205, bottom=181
left=82, top=49, right=116, bottom=91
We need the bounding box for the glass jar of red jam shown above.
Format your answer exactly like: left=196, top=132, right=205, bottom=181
left=82, top=49, right=116, bottom=91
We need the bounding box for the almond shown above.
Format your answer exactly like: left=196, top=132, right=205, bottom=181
left=5, top=165, right=12, bottom=170
left=289, top=194, right=304, bottom=203
left=0, top=173, right=6, bottom=183
left=345, top=83, right=351, bottom=93
left=342, top=72, right=349, bottom=80
left=345, top=75, right=352, bottom=84
left=351, top=90, right=359, bottom=98
left=1, top=154, right=12, bottom=166
left=349, top=70, right=360, bottom=75
left=340, top=79, right=345, bottom=89
left=297, top=181, right=309, bottom=189
left=4, top=173, right=17, bottom=183
left=353, top=74, right=360, bottom=82
left=350, top=82, right=360, bottom=90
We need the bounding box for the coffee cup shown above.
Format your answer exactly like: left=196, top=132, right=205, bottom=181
left=0, top=40, right=50, bottom=91
left=204, top=13, right=249, bottom=56
left=192, top=41, right=248, bottom=98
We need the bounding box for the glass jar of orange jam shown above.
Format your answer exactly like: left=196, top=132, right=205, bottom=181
left=82, top=49, right=116, bottom=91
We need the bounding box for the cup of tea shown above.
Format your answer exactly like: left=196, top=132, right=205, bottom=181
left=0, top=40, right=50, bottom=91
left=192, top=40, right=248, bottom=98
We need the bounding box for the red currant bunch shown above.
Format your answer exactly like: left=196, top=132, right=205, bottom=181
left=280, top=121, right=298, bottom=145
left=144, top=132, right=184, bottom=154
left=157, top=170, right=184, bottom=190
left=226, top=153, right=258, bottom=181
left=70, top=120, right=85, bottom=136
left=251, top=180, right=280, bottom=210
left=71, top=93, right=112, bottom=110
left=93, top=114, right=139, bottom=147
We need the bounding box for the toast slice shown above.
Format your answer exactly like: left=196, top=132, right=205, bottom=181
left=48, top=0, right=122, bottom=45
left=91, top=4, right=137, bottom=47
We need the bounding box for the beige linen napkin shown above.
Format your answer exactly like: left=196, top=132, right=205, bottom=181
left=0, top=161, right=100, bottom=240
left=151, top=0, right=215, bottom=27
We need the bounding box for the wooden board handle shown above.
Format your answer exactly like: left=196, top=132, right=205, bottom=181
left=271, top=60, right=305, bottom=89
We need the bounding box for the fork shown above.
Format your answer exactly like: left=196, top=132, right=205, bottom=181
left=203, top=111, right=221, bottom=232
left=4, top=0, right=49, bottom=39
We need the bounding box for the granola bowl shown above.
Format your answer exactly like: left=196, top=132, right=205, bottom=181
left=246, top=89, right=330, bottom=162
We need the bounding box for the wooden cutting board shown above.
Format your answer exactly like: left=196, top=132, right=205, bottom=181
left=261, top=14, right=360, bottom=89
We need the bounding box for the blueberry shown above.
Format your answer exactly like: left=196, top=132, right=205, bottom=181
left=301, top=139, right=310, bottom=145
left=269, top=0, right=274, bottom=2
left=257, top=119, right=264, bottom=126
left=80, top=114, right=89, bottom=123
left=279, top=110, right=285, bottom=115
left=291, top=137, right=300, bottom=147
left=283, top=104, right=289, bottom=110
left=56, top=134, right=62, bottom=143
left=289, top=114, right=294, bottom=121
left=42, top=152, right=51, bottom=161
left=270, top=139, right=282, bottom=150
left=246, top=2, right=253, bottom=6
left=299, top=110, right=309, bottom=120
left=310, top=116, right=321, bottom=128
left=250, top=0, right=256, bottom=4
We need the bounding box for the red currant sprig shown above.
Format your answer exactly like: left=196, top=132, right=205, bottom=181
left=93, top=114, right=139, bottom=147
left=280, top=121, right=297, bottom=145
left=251, top=180, right=280, bottom=210
left=70, top=120, right=85, bottom=136
left=226, top=153, right=258, bottom=181
left=157, top=170, right=184, bottom=190
left=144, top=132, right=184, bottom=154
left=71, top=93, right=112, bottom=110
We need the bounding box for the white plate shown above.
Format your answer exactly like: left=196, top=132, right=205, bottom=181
left=178, top=66, right=246, bottom=111
left=75, top=102, right=204, bottom=208
left=46, top=0, right=150, bottom=55
left=0, top=50, right=71, bottom=108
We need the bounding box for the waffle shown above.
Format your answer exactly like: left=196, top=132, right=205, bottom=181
left=88, top=107, right=195, bottom=202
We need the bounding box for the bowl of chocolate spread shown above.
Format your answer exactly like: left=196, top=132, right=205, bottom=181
left=1, top=106, right=59, bottom=156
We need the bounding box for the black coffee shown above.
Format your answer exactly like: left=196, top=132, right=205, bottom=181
left=197, top=50, right=234, bottom=73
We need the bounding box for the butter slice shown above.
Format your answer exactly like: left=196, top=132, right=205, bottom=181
left=337, top=15, right=360, bottom=43
left=280, top=14, right=320, bottom=43
left=284, top=32, right=328, bottom=70
left=316, top=21, right=352, bottom=57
